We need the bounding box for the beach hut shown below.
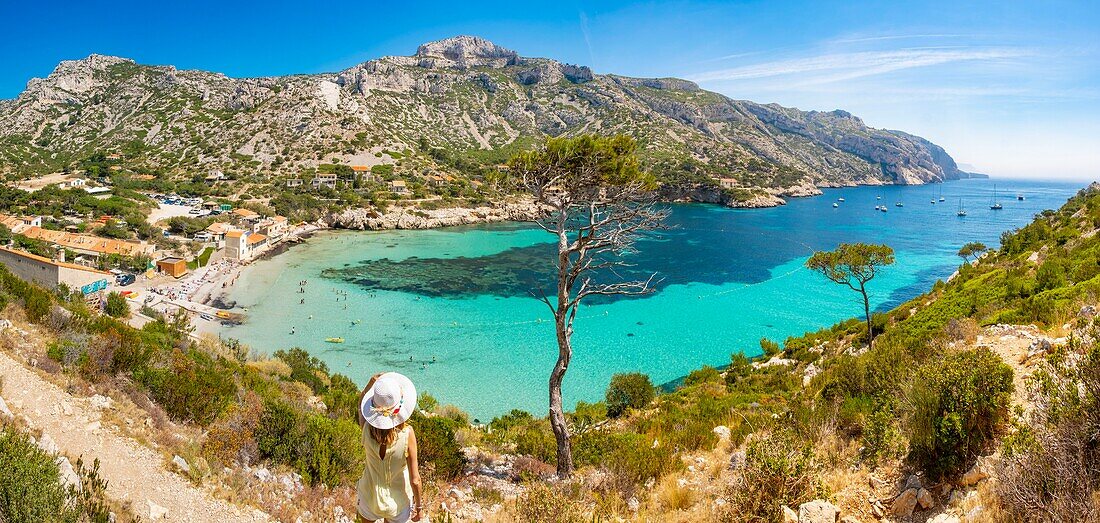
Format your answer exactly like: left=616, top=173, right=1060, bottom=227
left=156, top=257, right=188, bottom=278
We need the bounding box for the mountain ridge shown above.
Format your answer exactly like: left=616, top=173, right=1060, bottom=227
left=0, top=36, right=982, bottom=200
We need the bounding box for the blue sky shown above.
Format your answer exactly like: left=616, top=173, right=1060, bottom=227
left=2, top=0, right=1098, bottom=179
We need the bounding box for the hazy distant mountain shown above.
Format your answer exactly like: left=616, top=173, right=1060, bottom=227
left=0, top=35, right=976, bottom=196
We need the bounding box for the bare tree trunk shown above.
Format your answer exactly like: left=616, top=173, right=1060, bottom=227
left=860, top=283, right=873, bottom=344
left=549, top=312, right=574, bottom=477
left=549, top=208, right=574, bottom=477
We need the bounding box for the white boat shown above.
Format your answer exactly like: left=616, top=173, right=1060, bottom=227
left=990, top=185, right=1003, bottom=210
left=895, top=202, right=904, bottom=207
left=833, top=202, right=839, bottom=208
left=837, top=197, right=845, bottom=202
left=957, top=199, right=967, bottom=217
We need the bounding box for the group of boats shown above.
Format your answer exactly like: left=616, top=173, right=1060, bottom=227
left=832, top=185, right=1022, bottom=217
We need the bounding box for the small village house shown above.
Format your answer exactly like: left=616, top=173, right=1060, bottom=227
left=312, top=173, right=338, bottom=190
left=351, top=165, right=376, bottom=184
left=205, top=170, right=226, bottom=183
left=0, top=247, right=112, bottom=298
left=231, top=208, right=260, bottom=225
left=253, top=215, right=289, bottom=241
left=204, top=221, right=233, bottom=244
left=390, top=180, right=409, bottom=195
left=224, top=230, right=268, bottom=262
left=286, top=178, right=303, bottom=188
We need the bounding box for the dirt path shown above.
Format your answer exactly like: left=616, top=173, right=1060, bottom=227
left=0, top=350, right=270, bottom=522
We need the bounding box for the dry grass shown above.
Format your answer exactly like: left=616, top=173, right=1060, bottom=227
left=655, top=475, right=696, bottom=512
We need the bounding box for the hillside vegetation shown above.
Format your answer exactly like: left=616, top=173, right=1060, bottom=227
left=3, top=184, right=1100, bottom=522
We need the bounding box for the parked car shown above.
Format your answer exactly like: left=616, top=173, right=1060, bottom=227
left=116, top=274, right=136, bottom=286
left=200, top=313, right=213, bottom=321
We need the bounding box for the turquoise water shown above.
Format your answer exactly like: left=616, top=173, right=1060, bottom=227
left=220, top=179, right=1081, bottom=420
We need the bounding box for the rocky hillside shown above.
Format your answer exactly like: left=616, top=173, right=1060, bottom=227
left=0, top=35, right=978, bottom=196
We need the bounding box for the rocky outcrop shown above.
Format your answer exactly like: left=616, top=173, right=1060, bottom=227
left=0, top=35, right=969, bottom=198
left=323, top=200, right=544, bottom=230
left=415, top=35, right=519, bottom=69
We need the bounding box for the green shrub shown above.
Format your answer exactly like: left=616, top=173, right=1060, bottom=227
left=996, top=344, right=1100, bottom=521
left=682, top=365, right=722, bottom=387
left=570, top=400, right=607, bottom=427
left=760, top=337, right=781, bottom=357
left=721, top=430, right=824, bottom=522
left=103, top=292, right=129, bottom=318
left=255, top=400, right=303, bottom=465
left=605, top=372, right=655, bottom=418
left=0, top=431, right=110, bottom=522
left=137, top=349, right=235, bottom=425
left=273, top=348, right=329, bottom=394
left=410, top=412, right=466, bottom=480
left=725, top=353, right=752, bottom=386
left=488, top=410, right=557, bottom=464
left=904, top=348, right=1013, bottom=479
left=295, top=415, right=362, bottom=487
left=574, top=431, right=679, bottom=492
left=0, top=428, right=80, bottom=523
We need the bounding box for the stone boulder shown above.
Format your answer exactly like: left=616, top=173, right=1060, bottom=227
left=798, top=499, right=839, bottom=523
left=892, top=488, right=919, bottom=517
left=959, top=457, right=992, bottom=486
left=147, top=500, right=169, bottom=520
left=917, top=488, right=934, bottom=509
left=781, top=505, right=799, bottom=523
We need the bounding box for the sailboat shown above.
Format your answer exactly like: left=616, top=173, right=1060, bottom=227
left=990, top=185, right=1003, bottom=210
left=938, top=184, right=945, bottom=202
left=957, top=199, right=967, bottom=217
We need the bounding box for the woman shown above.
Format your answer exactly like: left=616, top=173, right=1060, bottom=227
left=356, top=372, right=424, bottom=523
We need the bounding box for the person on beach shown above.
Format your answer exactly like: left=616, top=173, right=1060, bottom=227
left=356, top=372, right=424, bottom=523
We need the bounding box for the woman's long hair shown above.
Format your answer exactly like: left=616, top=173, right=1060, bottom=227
left=369, top=421, right=407, bottom=447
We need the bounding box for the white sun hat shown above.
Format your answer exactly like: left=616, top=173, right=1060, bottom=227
left=361, top=372, right=418, bottom=429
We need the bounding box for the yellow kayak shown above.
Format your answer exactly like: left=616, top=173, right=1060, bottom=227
left=325, top=337, right=345, bottom=343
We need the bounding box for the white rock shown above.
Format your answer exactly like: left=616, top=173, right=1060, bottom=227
left=798, top=499, right=839, bottom=523
left=781, top=505, right=799, bottom=523
left=803, top=363, right=821, bottom=387
left=37, top=433, right=59, bottom=455
left=56, top=456, right=82, bottom=493
left=253, top=467, right=274, bottom=482
left=172, top=455, right=191, bottom=474
left=0, top=395, right=12, bottom=419
left=147, top=500, right=169, bottom=520
left=713, top=425, right=731, bottom=440
left=88, top=394, right=113, bottom=411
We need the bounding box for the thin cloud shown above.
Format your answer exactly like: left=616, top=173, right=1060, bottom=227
left=688, top=47, right=1031, bottom=84
left=579, top=11, right=595, bottom=67
left=828, top=33, right=966, bottom=44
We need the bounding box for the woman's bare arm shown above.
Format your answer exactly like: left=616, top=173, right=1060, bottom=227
left=357, top=373, right=384, bottom=429
left=406, top=427, right=423, bottom=521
